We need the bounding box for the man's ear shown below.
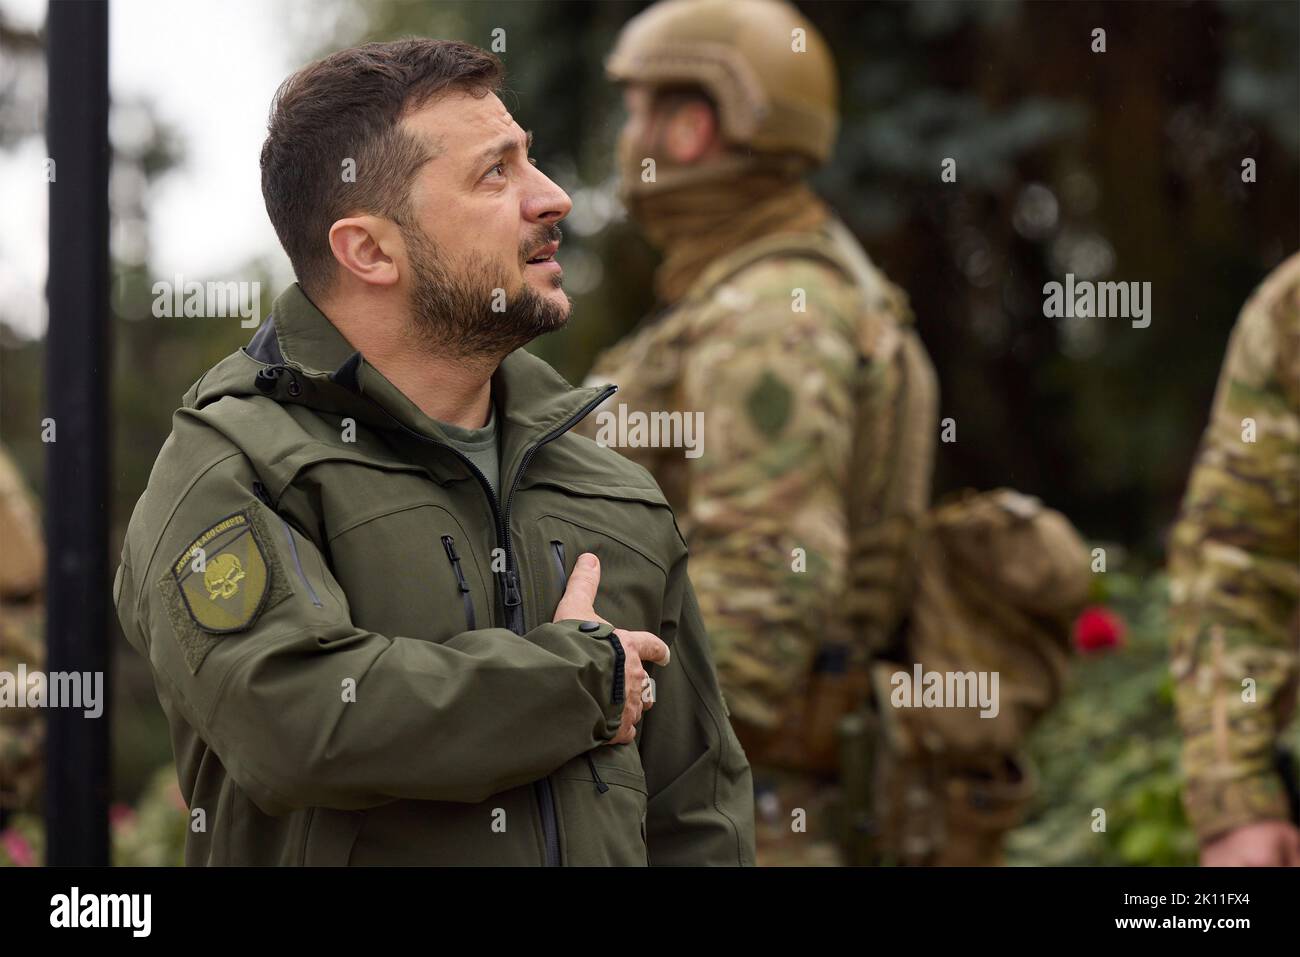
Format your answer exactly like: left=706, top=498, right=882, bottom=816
left=328, top=215, right=401, bottom=288
left=663, top=100, right=721, bottom=164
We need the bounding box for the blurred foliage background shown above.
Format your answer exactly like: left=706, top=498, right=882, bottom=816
left=1, top=0, right=1297, bottom=864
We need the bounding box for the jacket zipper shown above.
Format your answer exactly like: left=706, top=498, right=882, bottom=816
left=491, top=389, right=616, bottom=866
left=338, top=405, right=560, bottom=863
left=352, top=379, right=617, bottom=868
left=251, top=353, right=617, bottom=866
left=441, top=535, right=477, bottom=630
left=376, top=388, right=615, bottom=633
left=585, top=753, right=609, bottom=795
left=550, top=540, right=567, bottom=598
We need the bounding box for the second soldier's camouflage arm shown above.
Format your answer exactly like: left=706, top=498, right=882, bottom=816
left=1169, top=253, right=1300, bottom=843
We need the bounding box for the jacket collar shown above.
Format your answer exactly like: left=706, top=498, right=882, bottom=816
left=246, top=284, right=615, bottom=484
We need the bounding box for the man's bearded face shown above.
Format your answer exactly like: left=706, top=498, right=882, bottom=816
left=403, top=221, right=570, bottom=360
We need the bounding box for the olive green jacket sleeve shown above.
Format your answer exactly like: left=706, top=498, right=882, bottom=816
left=638, top=550, right=756, bottom=865
left=116, top=446, right=625, bottom=818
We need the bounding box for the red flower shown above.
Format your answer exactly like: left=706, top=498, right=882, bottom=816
left=1073, top=606, right=1125, bottom=653
left=109, top=802, right=136, bottom=829
left=1, top=829, right=35, bottom=867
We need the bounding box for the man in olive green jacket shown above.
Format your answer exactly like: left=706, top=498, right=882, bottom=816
left=114, top=38, right=754, bottom=866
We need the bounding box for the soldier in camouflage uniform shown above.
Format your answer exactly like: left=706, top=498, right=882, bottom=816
left=1170, top=251, right=1300, bottom=866
left=583, top=0, right=938, bottom=865
left=0, top=444, right=46, bottom=825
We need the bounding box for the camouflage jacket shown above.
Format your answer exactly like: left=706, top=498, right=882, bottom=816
left=0, top=445, right=45, bottom=815
left=581, top=219, right=935, bottom=747
left=1170, top=251, right=1300, bottom=843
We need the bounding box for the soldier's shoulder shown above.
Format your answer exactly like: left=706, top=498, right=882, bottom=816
left=723, top=250, right=860, bottom=311
left=1238, top=252, right=1300, bottom=345
left=684, top=252, right=857, bottom=350
left=1226, top=253, right=1300, bottom=400
left=1247, top=251, right=1300, bottom=322
left=151, top=402, right=249, bottom=494
left=724, top=228, right=906, bottom=302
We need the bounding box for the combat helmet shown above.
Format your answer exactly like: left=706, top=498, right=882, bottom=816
left=606, top=0, right=839, bottom=166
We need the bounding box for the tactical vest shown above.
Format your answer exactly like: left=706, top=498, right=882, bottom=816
left=680, top=219, right=940, bottom=771
left=678, top=223, right=1090, bottom=867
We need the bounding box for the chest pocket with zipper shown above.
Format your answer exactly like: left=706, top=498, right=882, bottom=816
left=529, top=512, right=668, bottom=637
left=327, top=502, right=494, bottom=642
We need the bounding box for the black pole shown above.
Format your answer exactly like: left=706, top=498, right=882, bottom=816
left=44, top=0, right=111, bottom=866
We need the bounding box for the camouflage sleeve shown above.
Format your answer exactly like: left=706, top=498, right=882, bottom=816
left=0, top=446, right=46, bottom=814
left=674, top=258, right=871, bottom=737
left=0, top=616, right=44, bottom=812
left=1169, top=253, right=1300, bottom=843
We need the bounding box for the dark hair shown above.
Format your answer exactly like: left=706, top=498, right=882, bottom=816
left=260, top=39, right=504, bottom=299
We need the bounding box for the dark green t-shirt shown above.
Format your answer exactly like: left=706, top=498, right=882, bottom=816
left=439, top=404, right=500, bottom=498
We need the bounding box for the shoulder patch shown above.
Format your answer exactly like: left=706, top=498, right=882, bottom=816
left=745, top=370, right=793, bottom=437
left=158, top=507, right=292, bottom=672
